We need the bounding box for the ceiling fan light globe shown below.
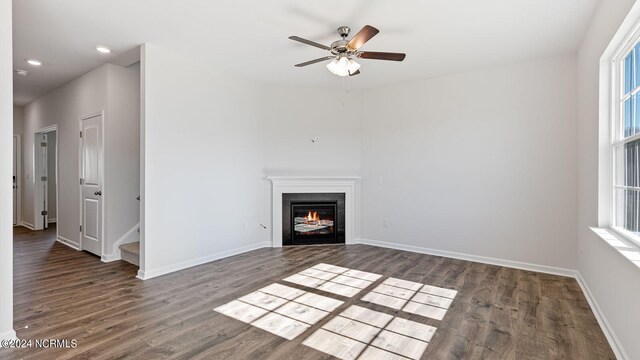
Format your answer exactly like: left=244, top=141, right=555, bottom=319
left=326, top=57, right=350, bottom=76
left=326, top=56, right=359, bottom=77
left=336, top=67, right=350, bottom=76
left=326, top=59, right=340, bottom=75
left=348, top=59, right=361, bottom=73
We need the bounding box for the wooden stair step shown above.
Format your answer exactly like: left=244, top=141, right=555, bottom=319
left=119, top=242, right=139, bottom=255
left=119, top=242, right=139, bottom=266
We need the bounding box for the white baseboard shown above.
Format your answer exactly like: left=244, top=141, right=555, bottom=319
left=57, top=235, right=80, bottom=250
left=19, top=221, right=34, bottom=230
left=358, top=238, right=576, bottom=277
left=101, top=223, right=140, bottom=263
left=0, top=329, right=16, bottom=340
left=101, top=253, right=121, bottom=262
left=137, top=241, right=271, bottom=280
left=575, top=274, right=629, bottom=360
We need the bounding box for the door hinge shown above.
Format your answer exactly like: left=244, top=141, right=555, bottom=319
left=41, top=210, right=48, bottom=216
left=41, top=176, right=47, bottom=181
left=79, top=131, right=82, bottom=138
left=80, top=178, right=84, bottom=185
left=40, top=142, right=47, bottom=147
left=80, top=225, right=83, bottom=232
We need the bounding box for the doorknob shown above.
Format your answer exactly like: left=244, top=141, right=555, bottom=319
left=94, top=191, right=102, bottom=196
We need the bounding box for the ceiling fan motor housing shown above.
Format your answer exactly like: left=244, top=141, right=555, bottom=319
left=330, top=39, right=350, bottom=54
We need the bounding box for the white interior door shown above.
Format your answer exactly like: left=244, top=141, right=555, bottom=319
left=81, top=114, right=103, bottom=256
left=13, top=136, right=17, bottom=225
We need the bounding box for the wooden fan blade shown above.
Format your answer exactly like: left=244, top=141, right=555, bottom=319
left=346, top=25, right=379, bottom=51
left=289, top=36, right=331, bottom=51
left=294, top=56, right=335, bottom=67
left=349, top=69, right=361, bottom=76
left=358, top=51, right=406, bottom=61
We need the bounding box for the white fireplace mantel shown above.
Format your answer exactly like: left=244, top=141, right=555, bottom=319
left=267, top=176, right=361, bottom=248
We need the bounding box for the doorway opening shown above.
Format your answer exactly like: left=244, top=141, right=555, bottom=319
left=13, top=135, right=21, bottom=226
left=33, top=126, right=58, bottom=233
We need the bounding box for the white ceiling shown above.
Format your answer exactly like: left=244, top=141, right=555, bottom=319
left=13, top=0, right=599, bottom=106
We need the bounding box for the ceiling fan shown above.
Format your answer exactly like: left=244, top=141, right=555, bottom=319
left=289, top=25, right=406, bottom=77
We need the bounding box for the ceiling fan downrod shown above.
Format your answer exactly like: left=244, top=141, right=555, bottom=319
left=337, top=26, right=351, bottom=39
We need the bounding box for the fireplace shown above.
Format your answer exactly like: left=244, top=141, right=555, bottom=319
left=283, top=193, right=345, bottom=246
left=268, top=176, right=359, bottom=247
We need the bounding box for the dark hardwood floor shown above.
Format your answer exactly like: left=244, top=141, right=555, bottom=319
left=1, top=225, right=614, bottom=359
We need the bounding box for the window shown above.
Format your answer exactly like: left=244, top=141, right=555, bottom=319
left=613, top=39, right=640, bottom=244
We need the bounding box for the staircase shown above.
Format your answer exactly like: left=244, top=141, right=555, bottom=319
left=119, top=242, right=139, bottom=266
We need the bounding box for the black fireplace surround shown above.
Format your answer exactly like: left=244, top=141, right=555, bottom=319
left=282, top=193, right=346, bottom=246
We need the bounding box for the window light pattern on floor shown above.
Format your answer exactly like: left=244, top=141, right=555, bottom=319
left=283, top=263, right=383, bottom=297
left=361, top=277, right=457, bottom=320
left=303, top=305, right=437, bottom=360
left=214, top=283, right=343, bottom=340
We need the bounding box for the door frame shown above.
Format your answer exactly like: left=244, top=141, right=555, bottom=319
left=78, top=111, right=105, bottom=254
left=33, top=125, right=58, bottom=236
left=13, top=134, right=21, bottom=226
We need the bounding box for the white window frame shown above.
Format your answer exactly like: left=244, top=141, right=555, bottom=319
left=610, top=25, right=640, bottom=247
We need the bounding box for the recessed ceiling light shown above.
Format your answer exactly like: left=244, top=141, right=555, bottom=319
left=96, top=46, right=111, bottom=54
left=26, top=59, right=42, bottom=66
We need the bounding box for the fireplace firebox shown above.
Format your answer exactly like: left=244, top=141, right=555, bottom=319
left=283, top=193, right=345, bottom=246
left=291, top=202, right=337, bottom=244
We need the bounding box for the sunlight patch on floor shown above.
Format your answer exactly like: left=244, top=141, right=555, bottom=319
left=214, top=263, right=456, bottom=355
left=283, top=263, right=383, bottom=297
left=361, top=278, right=457, bottom=320
left=303, top=305, right=436, bottom=360
left=214, top=283, right=344, bottom=340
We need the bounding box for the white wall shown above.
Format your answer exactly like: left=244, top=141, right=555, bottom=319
left=0, top=0, right=14, bottom=340
left=141, top=48, right=580, bottom=276
left=577, top=0, right=640, bottom=358
left=361, top=54, right=578, bottom=270
left=104, top=63, right=140, bottom=255
left=13, top=106, right=23, bottom=136
left=258, top=85, right=363, bottom=176
left=22, top=65, right=108, bottom=238
left=140, top=44, right=266, bottom=278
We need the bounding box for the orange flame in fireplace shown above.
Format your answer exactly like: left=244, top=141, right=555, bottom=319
left=306, top=211, right=319, bottom=222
